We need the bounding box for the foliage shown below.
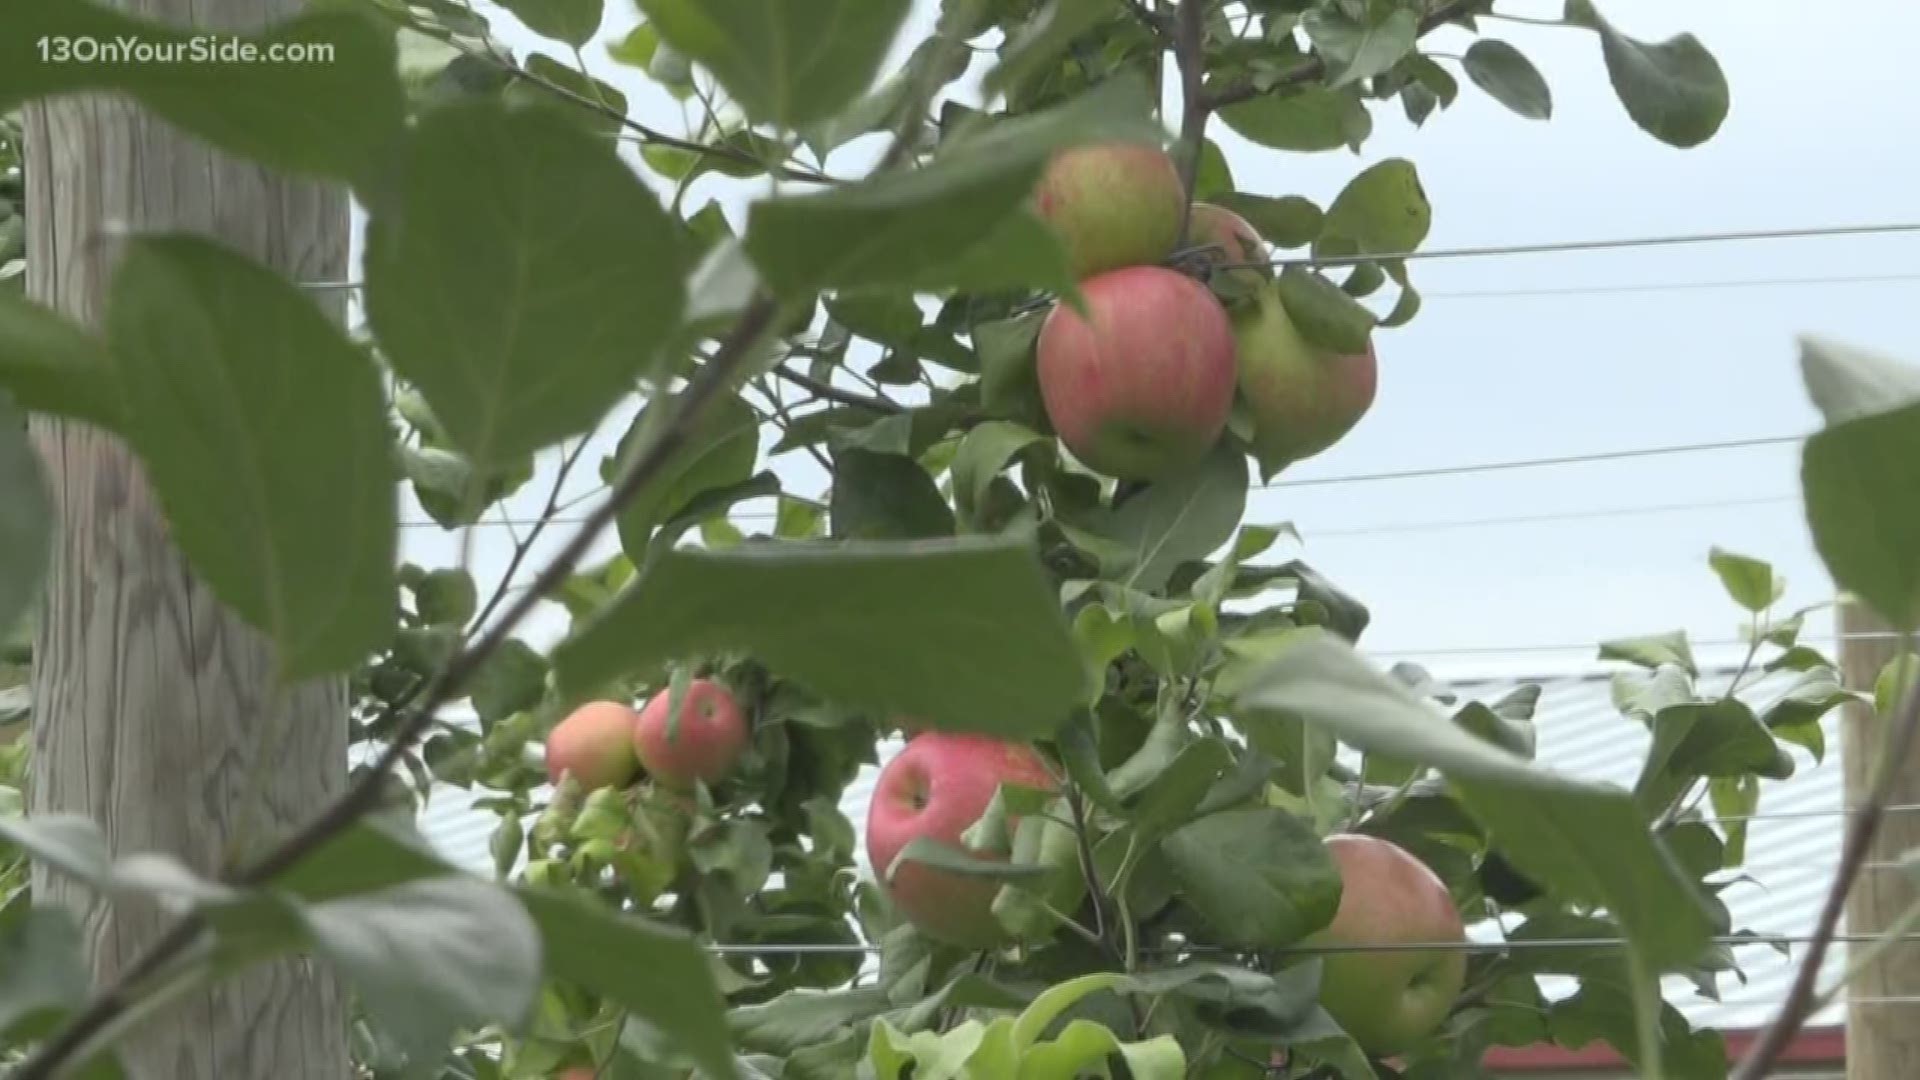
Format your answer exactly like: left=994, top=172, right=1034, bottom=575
left=0, top=3, right=1914, bottom=1080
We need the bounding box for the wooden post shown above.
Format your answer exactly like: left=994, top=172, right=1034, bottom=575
left=22, top=0, right=352, bottom=1074
left=1839, top=599, right=1920, bottom=1079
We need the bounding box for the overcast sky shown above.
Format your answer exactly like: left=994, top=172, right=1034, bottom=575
left=370, top=0, right=1920, bottom=685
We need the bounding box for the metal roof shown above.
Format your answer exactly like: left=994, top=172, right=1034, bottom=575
left=413, top=662, right=1852, bottom=1032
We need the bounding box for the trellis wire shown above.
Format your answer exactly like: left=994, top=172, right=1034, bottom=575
left=699, top=932, right=1920, bottom=958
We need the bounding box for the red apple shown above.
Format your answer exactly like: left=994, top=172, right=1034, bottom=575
left=1036, top=265, right=1238, bottom=481
left=865, top=732, right=1058, bottom=949
left=1232, top=283, right=1377, bottom=476
left=1306, top=834, right=1467, bottom=1057
left=1032, top=142, right=1186, bottom=280
left=632, top=678, right=749, bottom=789
left=1186, top=202, right=1270, bottom=295
left=544, top=700, right=640, bottom=791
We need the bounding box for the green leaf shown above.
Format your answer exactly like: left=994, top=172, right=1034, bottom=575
left=268, top=816, right=457, bottom=903
left=469, top=639, right=549, bottom=723
left=1219, top=87, right=1372, bottom=153
left=1023, top=1022, right=1186, bottom=1080
left=1192, top=139, right=1236, bottom=202
left=554, top=535, right=1087, bottom=738
left=976, top=312, right=1047, bottom=424
left=104, top=235, right=395, bottom=680
left=1160, top=807, right=1341, bottom=949
left=1078, top=441, right=1249, bottom=593
left=952, top=422, right=1045, bottom=530
left=1708, top=776, right=1758, bottom=866
left=1708, top=547, right=1776, bottom=613
left=519, top=888, right=737, bottom=1079
left=1234, top=630, right=1716, bottom=973
left=731, top=986, right=892, bottom=1055
left=0, top=293, right=124, bottom=429
left=1599, top=630, right=1698, bottom=676
left=1635, top=700, right=1789, bottom=816
left=1275, top=266, right=1377, bottom=354
left=1462, top=39, right=1552, bottom=120
left=1455, top=701, right=1535, bottom=760
left=1797, top=334, right=1920, bottom=425
left=635, top=0, right=913, bottom=128
left=1210, top=193, right=1323, bottom=250
left=363, top=101, right=686, bottom=468
left=1319, top=159, right=1431, bottom=259
left=887, top=836, right=1048, bottom=885
left=0, top=905, right=90, bottom=1039
left=986, top=0, right=1115, bottom=96
left=1301, top=5, right=1420, bottom=88
left=1564, top=0, right=1728, bottom=148
left=494, top=0, right=602, bottom=47
left=505, top=55, right=627, bottom=137
left=1130, top=737, right=1233, bottom=835
left=613, top=393, right=760, bottom=559
left=413, top=569, right=477, bottom=628
left=743, top=75, right=1160, bottom=298
left=300, top=877, right=541, bottom=1068
left=829, top=450, right=956, bottom=540
left=0, top=5, right=403, bottom=180
left=1798, top=342, right=1920, bottom=628
left=0, top=393, right=50, bottom=644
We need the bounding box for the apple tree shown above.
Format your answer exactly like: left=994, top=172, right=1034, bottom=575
left=3, top=2, right=1919, bottom=1080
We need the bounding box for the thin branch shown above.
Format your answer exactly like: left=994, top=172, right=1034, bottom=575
left=1172, top=0, right=1210, bottom=248
left=466, top=431, right=596, bottom=637
left=1122, top=0, right=1170, bottom=35
left=10, top=299, right=783, bottom=1080
left=496, top=54, right=840, bottom=186
left=1731, top=646, right=1920, bottom=1080
left=772, top=365, right=904, bottom=414
left=1200, top=0, right=1480, bottom=111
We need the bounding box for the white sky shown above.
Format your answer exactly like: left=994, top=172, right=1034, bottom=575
left=367, top=1, right=1920, bottom=685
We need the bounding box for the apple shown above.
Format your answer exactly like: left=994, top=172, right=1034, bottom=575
left=632, top=678, right=749, bottom=789
left=1036, top=265, right=1238, bottom=481
left=1032, top=142, right=1186, bottom=280
left=1231, top=283, right=1377, bottom=474
left=1307, top=834, right=1467, bottom=1057
left=544, top=700, right=640, bottom=791
left=1185, top=202, right=1270, bottom=295
left=865, top=731, right=1058, bottom=949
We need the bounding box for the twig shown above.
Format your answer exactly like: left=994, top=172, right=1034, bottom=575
left=1200, top=0, right=1480, bottom=110
left=10, top=299, right=783, bottom=1080
left=1122, top=0, right=1170, bottom=35
left=772, top=365, right=903, bottom=415
left=1171, top=0, right=1210, bottom=248
left=495, top=54, right=839, bottom=186
left=1731, top=646, right=1920, bottom=1079
left=466, top=431, right=596, bottom=637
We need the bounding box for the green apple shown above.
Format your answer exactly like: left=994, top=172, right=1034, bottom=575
left=1307, top=834, right=1467, bottom=1057
left=1036, top=265, right=1238, bottom=481
left=1032, top=142, right=1186, bottom=279
left=1231, top=284, right=1377, bottom=475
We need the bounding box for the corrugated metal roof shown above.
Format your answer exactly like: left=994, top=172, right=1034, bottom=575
left=413, top=663, right=1852, bottom=1032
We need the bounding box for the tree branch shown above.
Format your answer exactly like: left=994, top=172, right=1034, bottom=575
left=1200, top=0, right=1480, bottom=111
left=493, top=53, right=840, bottom=186
left=1122, top=0, right=1169, bottom=36
left=11, top=298, right=783, bottom=1080
left=772, top=365, right=904, bottom=415
left=1731, top=646, right=1920, bottom=1080
left=1172, top=0, right=1210, bottom=247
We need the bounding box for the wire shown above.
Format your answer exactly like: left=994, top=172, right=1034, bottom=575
left=1365, top=630, right=1903, bottom=660
left=1426, top=269, right=1920, bottom=302
left=699, top=931, right=1920, bottom=958
left=1266, top=220, right=1920, bottom=272
left=1302, top=494, right=1797, bottom=539
left=1259, top=433, right=1802, bottom=490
